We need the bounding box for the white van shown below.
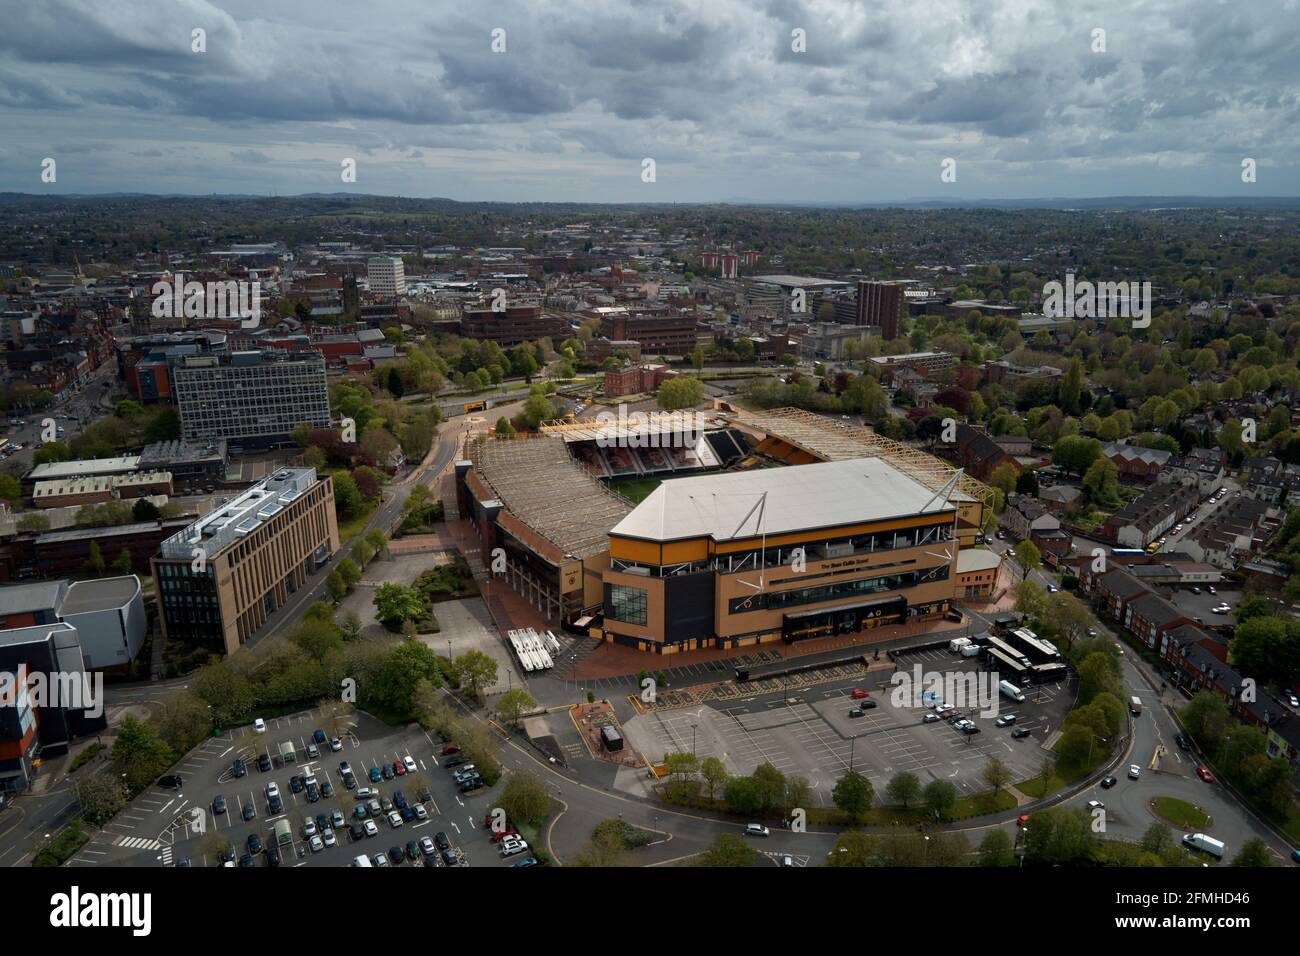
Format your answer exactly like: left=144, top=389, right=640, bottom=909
left=948, top=637, right=971, bottom=653
left=1129, top=696, right=1142, bottom=716
left=352, top=854, right=373, bottom=867
left=961, top=644, right=982, bottom=658
left=999, top=680, right=1026, bottom=703
left=1181, top=832, right=1225, bottom=859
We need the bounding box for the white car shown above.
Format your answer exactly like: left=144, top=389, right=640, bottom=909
left=303, top=818, right=317, bottom=838
left=745, top=824, right=771, bottom=838
left=329, top=737, right=343, bottom=752
left=363, top=819, right=379, bottom=837
left=309, top=835, right=323, bottom=853
left=413, top=804, right=428, bottom=820
left=500, top=837, right=529, bottom=858
left=388, top=811, right=404, bottom=829
left=322, top=828, right=337, bottom=848
left=265, top=782, right=280, bottom=800
left=1211, top=604, right=1231, bottom=614
left=403, top=755, right=417, bottom=774
left=1128, top=764, right=1141, bottom=780
left=1086, top=800, right=1105, bottom=811
left=254, top=718, right=266, bottom=733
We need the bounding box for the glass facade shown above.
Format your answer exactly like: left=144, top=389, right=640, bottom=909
left=607, top=584, right=648, bottom=626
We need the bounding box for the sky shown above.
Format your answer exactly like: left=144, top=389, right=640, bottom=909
left=3, top=0, right=1299, bottom=202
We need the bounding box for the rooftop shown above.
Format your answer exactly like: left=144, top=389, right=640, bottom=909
left=27, top=456, right=141, bottom=482
left=0, top=580, right=68, bottom=617
left=159, top=467, right=318, bottom=559
left=611, top=457, right=955, bottom=543
left=57, top=576, right=142, bottom=615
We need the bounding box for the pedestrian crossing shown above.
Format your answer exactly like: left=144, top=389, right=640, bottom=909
left=160, top=846, right=173, bottom=866
left=114, top=835, right=162, bottom=851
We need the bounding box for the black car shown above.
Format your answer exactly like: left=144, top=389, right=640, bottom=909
left=257, top=753, right=272, bottom=773
left=1010, top=727, right=1031, bottom=739
left=381, top=764, right=394, bottom=780
left=422, top=855, right=438, bottom=868
left=212, top=794, right=227, bottom=814
left=177, top=857, right=191, bottom=868
left=388, top=846, right=405, bottom=866
left=289, top=775, right=304, bottom=794
left=458, top=776, right=483, bottom=792
left=313, top=729, right=327, bottom=744
left=405, top=839, right=421, bottom=861
left=247, top=833, right=263, bottom=855
left=266, top=845, right=281, bottom=867
left=305, top=783, right=319, bottom=803
left=440, top=849, right=458, bottom=867
left=860, top=698, right=878, bottom=709
left=242, top=802, right=256, bottom=821
left=848, top=708, right=865, bottom=718
left=434, top=831, right=450, bottom=851
left=1100, top=776, right=1118, bottom=789
left=158, top=774, right=184, bottom=789
left=444, top=755, right=466, bottom=768
left=350, top=822, right=365, bottom=841
left=1175, top=733, right=1192, bottom=751
left=393, top=790, right=408, bottom=810
left=268, top=794, right=284, bottom=814
left=320, top=781, right=334, bottom=798
left=238, top=854, right=255, bottom=868
left=232, top=758, right=246, bottom=778
left=342, top=772, right=357, bottom=791
left=221, top=845, right=236, bottom=863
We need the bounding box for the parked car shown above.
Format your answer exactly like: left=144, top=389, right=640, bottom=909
left=231, top=758, right=246, bottom=778
left=392, top=759, right=406, bottom=776
left=403, top=755, right=417, bottom=774
left=388, top=846, right=405, bottom=866
left=309, top=835, right=323, bottom=853
left=413, top=804, right=428, bottom=821
left=995, top=714, right=1017, bottom=727
left=329, top=737, right=343, bottom=752
left=247, top=833, right=263, bottom=855
left=922, top=713, right=940, bottom=723
left=382, top=764, right=395, bottom=780
left=363, top=819, right=379, bottom=838
left=388, top=811, right=404, bottom=829
left=1086, top=800, right=1105, bottom=812
left=369, top=766, right=382, bottom=783
left=420, top=836, right=437, bottom=856
left=257, top=753, right=271, bottom=773
left=289, top=775, right=304, bottom=794
left=242, top=802, right=256, bottom=821
left=850, top=688, right=871, bottom=699
left=1175, top=733, right=1192, bottom=751
left=1010, top=727, right=1031, bottom=739
left=441, top=743, right=460, bottom=756
left=445, top=755, right=466, bottom=768
left=848, top=708, right=865, bottom=719
left=253, top=718, right=266, bottom=733
left=313, top=729, right=327, bottom=744
left=434, top=831, right=451, bottom=851
left=212, top=794, right=227, bottom=814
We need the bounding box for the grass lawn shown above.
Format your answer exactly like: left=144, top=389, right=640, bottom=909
left=610, top=477, right=662, bottom=503
left=1150, top=796, right=1212, bottom=829
left=337, top=501, right=377, bottom=545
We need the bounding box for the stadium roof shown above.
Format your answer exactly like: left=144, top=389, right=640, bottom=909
left=610, top=457, right=955, bottom=543
left=723, top=407, right=990, bottom=510
left=469, top=435, right=632, bottom=560
left=540, top=411, right=726, bottom=444
left=58, top=576, right=141, bottom=615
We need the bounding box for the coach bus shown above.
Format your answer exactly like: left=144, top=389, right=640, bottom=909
left=1005, top=627, right=1062, bottom=665
left=985, top=635, right=1030, bottom=667
left=985, top=647, right=1029, bottom=681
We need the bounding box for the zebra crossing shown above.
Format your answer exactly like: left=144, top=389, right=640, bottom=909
left=114, top=835, right=162, bottom=852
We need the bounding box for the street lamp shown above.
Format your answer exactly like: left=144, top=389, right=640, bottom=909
left=691, top=724, right=698, bottom=757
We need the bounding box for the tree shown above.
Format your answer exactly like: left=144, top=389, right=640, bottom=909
left=977, top=829, right=1015, bottom=866
left=988, top=462, right=1018, bottom=496
left=83, top=540, right=105, bottom=577
left=76, top=772, right=129, bottom=826
left=700, top=756, right=728, bottom=802
left=372, top=583, right=425, bottom=630
left=111, top=716, right=175, bottom=793
left=143, top=407, right=182, bottom=443
left=1059, top=356, right=1083, bottom=414
left=372, top=640, right=443, bottom=715
left=111, top=548, right=134, bottom=576
left=884, top=771, right=921, bottom=808
left=500, top=771, right=550, bottom=827
left=723, top=776, right=761, bottom=815
left=495, top=689, right=536, bottom=727
left=832, top=771, right=874, bottom=819
left=981, top=755, right=1012, bottom=795
left=332, top=472, right=362, bottom=519
left=386, top=366, right=405, bottom=398
left=32, top=440, right=71, bottom=465
left=326, top=570, right=347, bottom=602
left=340, top=610, right=362, bottom=641
left=0, top=474, right=20, bottom=501
left=656, top=376, right=705, bottom=410
left=1012, top=540, right=1041, bottom=579
left=132, top=497, right=161, bottom=521
left=16, top=512, right=50, bottom=533
left=1052, top=435, right=1102, bottom=476
left=922, top=779, right=957, bottom=820
left=698, top=833, right=757, bottom=867
left=1082, top=457, right=1121, bottom=507
left=453, top=649, right=498, bottom=699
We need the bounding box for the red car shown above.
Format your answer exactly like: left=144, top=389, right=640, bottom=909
left=1016, top=814, right=1031, bottom=827
left=850, top=688, right=871, bottom=700
left=392, top=760, right=406, bottom=776
left=441, top=744, right=461, bottom=756
left=1195, top=765, right=1214, bottom=783
left=490, top=827, right=518, bottom=843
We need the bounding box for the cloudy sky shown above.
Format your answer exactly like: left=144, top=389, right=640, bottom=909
left=3, top=0, right=1298, bottom=202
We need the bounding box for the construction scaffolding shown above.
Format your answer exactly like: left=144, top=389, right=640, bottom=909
left=467, top=433, right=632, bottom=560
left=723, top=407, right=996, bottom=516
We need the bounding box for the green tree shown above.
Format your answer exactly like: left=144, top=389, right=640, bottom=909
left=132, top=497, right=161, bottom=521
left=111, top=548, right=134, bottom=575
left=372, top=583, right=425, bottom=630
left=922, top=779, right=957, bottom=820
left=111, top=716, right=175, bottom=793
left=453, top=649, right=498, bottom=699
left=83, top=540, right=105, bottom=576
left=832, top=771, right=875, bottom=819
left=1052, top=435, right=1102, bottom=476
left=700, top=756, right=728, bottom=802
left=656, top=376, right=705, bottom=410
left=698, top=833, right=757, bottom=867
left=884, top=771, right=922, bottom=808
left=500, top=771, right=551, bottom=827
left=977, top=829, right=1015, bottom=866
left=495, top=689, right=537, bottom=727
left=372, top=640, right=443, bottom=715
left=0, top=474, right=20, bottom=501
left=1013, top=540, right=1041, bottom=579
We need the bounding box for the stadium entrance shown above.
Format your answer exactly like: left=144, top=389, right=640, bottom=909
left=781, top=596, right=906, bottom=643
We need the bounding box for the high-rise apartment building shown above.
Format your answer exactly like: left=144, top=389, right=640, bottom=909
left=856, top=280, right=905, bottom=339
left=367, top=256, right=406, bottom=298
left=173, top=350, right=330, bottom=448
left=151, top=468, right=340, bottom=654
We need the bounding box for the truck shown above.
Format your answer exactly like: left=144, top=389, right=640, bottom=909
left=999, top=680, right=1026, bottom=704
left=961, top=644, right=982, bottom=658
left=948, top=637, right=972, bottom=653
left=1181, top=832, right=1225, bottom=859
left=1129, top=696, right=1142, bottom=716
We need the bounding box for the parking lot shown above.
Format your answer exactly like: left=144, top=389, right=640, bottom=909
left=622, top=645, right=1075, bottom=804
left=70, top=706, right=534, bottom=869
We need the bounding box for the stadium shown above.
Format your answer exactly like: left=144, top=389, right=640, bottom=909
left=453, top=406, right=995, bottom=654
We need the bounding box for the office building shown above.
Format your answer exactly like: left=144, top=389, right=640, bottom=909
left=366, top=256, right=406, bottom=298
left=856, top=281, right=905, bottom=339
left=173, top=350, right=330, bottom=448
left=151, top=468, right=340, bottom=655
